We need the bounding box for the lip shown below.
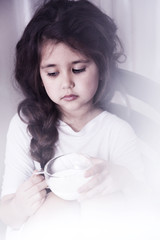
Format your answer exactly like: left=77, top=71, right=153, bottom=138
left=62, top=94, right=78, bottom=101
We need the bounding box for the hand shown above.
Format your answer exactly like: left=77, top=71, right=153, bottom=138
left=78, top=157, right=114, bottom=201
left=12, top=172, right=48, bottom=223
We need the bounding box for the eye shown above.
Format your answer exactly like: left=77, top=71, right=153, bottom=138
left=72, top=68, right=86, bottom=74
left=47, top=72, right=59, bottom=77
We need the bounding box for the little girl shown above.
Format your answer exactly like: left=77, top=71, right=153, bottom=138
left=0, top=0, right=144, bottom=234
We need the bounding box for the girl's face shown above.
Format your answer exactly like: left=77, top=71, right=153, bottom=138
left=40, top=41, right=99, bottom=115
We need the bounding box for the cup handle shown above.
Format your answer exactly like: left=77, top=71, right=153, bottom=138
left=33, top=170, right=51, bottom=190
left=33, top=171, right=45, bottom=175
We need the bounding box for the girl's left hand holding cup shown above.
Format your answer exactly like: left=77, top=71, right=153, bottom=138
left=78, top=157, right=114, bottom=201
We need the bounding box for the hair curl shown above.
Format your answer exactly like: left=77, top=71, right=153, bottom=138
left=15, top=0, right=124, bottom=168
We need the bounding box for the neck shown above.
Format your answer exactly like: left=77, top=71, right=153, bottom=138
left=60, top=106, right=103, bottom=132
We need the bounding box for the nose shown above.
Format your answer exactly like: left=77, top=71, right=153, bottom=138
left=62, top=73, right=75, bottom=89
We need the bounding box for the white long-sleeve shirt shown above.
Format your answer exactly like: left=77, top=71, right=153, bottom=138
left=1, top=111, right=144, bottom=198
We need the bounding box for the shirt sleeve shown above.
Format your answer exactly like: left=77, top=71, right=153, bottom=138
left=109, top=118, right=145, bottom=183
left=1, top=114, right=36, bottom=197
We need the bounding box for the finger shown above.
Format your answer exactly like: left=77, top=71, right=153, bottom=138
left=16, top=189, right=46, bottom=218
left=78, top=175, right=114, bottom=202
left=85, top=160, right=108, bottom=178
left=79, top=170, right=107, bottom=193
left=20, top=174, right=45, bottom=192
left=29, top=188, right=47, bottom=204
left=31, top=174, right=46, bottom=186
left=88, top=157, right=102, bottom=164
left=26, top=188, right=47, bottom=214
left=85, top=163, right=105, bottom=177
left=78, top=181, right=106, bottom=202
left=26, top=192, right=47, bottom=216
left=16, top=178, right=47, bottom=206
left=30, top=195, right=47, bottom=215
left=85, top=158, right=107, bottom=177
left=27, top=179, right=48, bottom=197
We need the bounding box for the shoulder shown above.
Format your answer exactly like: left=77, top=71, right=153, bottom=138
left=8, top=113, right=27, bottom=131
left=7, top=113, right=30, bottom=141
left=100, top=111, right=135, bottom=133
left=99, top=111, right=137, bottom=146
left=9, top=113, right=27, bottom=128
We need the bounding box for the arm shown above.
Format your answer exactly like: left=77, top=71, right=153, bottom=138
left=20, top=192, right=80, bottom=239
left=78, top=122, right=146, bottom=201
left=0, top=174, right=47, bottom=229
left=0, top=114, right=46, bottom=228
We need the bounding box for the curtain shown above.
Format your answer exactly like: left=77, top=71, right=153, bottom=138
left=9, top=0, right=160, bottom=82
left=91, top=0, right=160, bottom=83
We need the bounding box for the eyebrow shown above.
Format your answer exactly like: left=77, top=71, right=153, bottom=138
left=72, top=59, right=90, bottom=64
left=41, top=64, right=56, bottom=69
left=40, top=59, right=90, bottom=69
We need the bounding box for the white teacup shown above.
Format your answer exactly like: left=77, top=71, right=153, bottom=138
left=36, top=153, right=92, bottom=200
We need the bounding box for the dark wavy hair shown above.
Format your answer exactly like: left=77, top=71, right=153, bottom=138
left=15, top=0, right=124, bottom=168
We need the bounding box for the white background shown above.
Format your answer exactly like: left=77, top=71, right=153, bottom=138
left=0, top=0, right=160, bottom=237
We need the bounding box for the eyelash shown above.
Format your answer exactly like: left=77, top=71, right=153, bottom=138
left=72, top=68, right=86, bottom=74
left=47, top=72, right=59, bottom=77
left=47, top=68, right=86, bottom=77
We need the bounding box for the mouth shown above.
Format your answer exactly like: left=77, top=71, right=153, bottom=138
left=61, top=94, right=78, bottom=101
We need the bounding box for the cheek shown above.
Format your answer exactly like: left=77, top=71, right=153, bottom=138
left=44, top=85, right=52, bottom=97
left=90, top=80, right=99, bottom=97
left=44, top=87, right=58, bottom=103
left=42, top=80, right=57, bottom=101
left=85, top=73, right=99, bottom=94
left=41, top=73, right=55, bottom=92
left=79, top=77, right=98, bottom=101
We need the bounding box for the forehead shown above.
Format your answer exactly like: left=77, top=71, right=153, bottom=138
left=40, top=40, right=87, bottom=63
